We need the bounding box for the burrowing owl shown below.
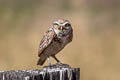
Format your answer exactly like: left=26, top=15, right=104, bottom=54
left=37, top=19, right=73, bottom=65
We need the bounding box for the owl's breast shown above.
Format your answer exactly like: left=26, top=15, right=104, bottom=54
left=43, top=36, right=68, bottom=56
left=43, top=33, right=72, bottom=56
left=43, top=39, right=62, bottom=56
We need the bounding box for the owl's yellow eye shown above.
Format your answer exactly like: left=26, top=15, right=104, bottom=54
left=54, top=23, right=59, bottom=29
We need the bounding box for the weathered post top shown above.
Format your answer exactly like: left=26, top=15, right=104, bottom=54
left=0, top=63, right=80, bottom=80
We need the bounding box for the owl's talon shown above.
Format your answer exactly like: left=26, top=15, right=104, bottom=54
left=57, top=62, right=63, bottom=66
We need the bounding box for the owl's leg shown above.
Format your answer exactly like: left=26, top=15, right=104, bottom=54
left=47, top=57, right=51, bottom=66
left=52, top=55, right=61, bottom=63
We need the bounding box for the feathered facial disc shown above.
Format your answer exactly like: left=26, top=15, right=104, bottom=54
left=52, top=19, right=72, bottom=37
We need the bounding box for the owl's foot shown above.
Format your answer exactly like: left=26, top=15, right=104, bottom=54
left=56, top=62, right=62, bottom=64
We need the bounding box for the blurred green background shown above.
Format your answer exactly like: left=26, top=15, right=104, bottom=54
left=0, top=0, right=120, bottom=80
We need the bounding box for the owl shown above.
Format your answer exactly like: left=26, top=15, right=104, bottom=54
left=37, top=19, right=73, bottom=66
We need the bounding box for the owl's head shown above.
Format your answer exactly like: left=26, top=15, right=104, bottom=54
left=52, top=19, right=72, bottom=37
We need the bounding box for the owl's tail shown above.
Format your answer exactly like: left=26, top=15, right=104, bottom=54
left=37, top=57, right=47, bottom=65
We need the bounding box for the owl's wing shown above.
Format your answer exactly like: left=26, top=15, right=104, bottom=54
left=38, top=28, right=56, bottom=57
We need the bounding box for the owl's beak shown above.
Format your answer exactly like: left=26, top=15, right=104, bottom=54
left=59, top=26, right=63, bottom=30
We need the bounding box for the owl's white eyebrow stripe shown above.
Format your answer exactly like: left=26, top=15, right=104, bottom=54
left=54, top=21, right=69, bottom=26
left=62, top=22, right=69, bottom=25
left=53, top=21, right=60, bottom=25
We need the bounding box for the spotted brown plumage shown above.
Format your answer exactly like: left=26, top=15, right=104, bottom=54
left=37, top=19, right=73, bottom=65
left=38, top=28, right=56, bottom=57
